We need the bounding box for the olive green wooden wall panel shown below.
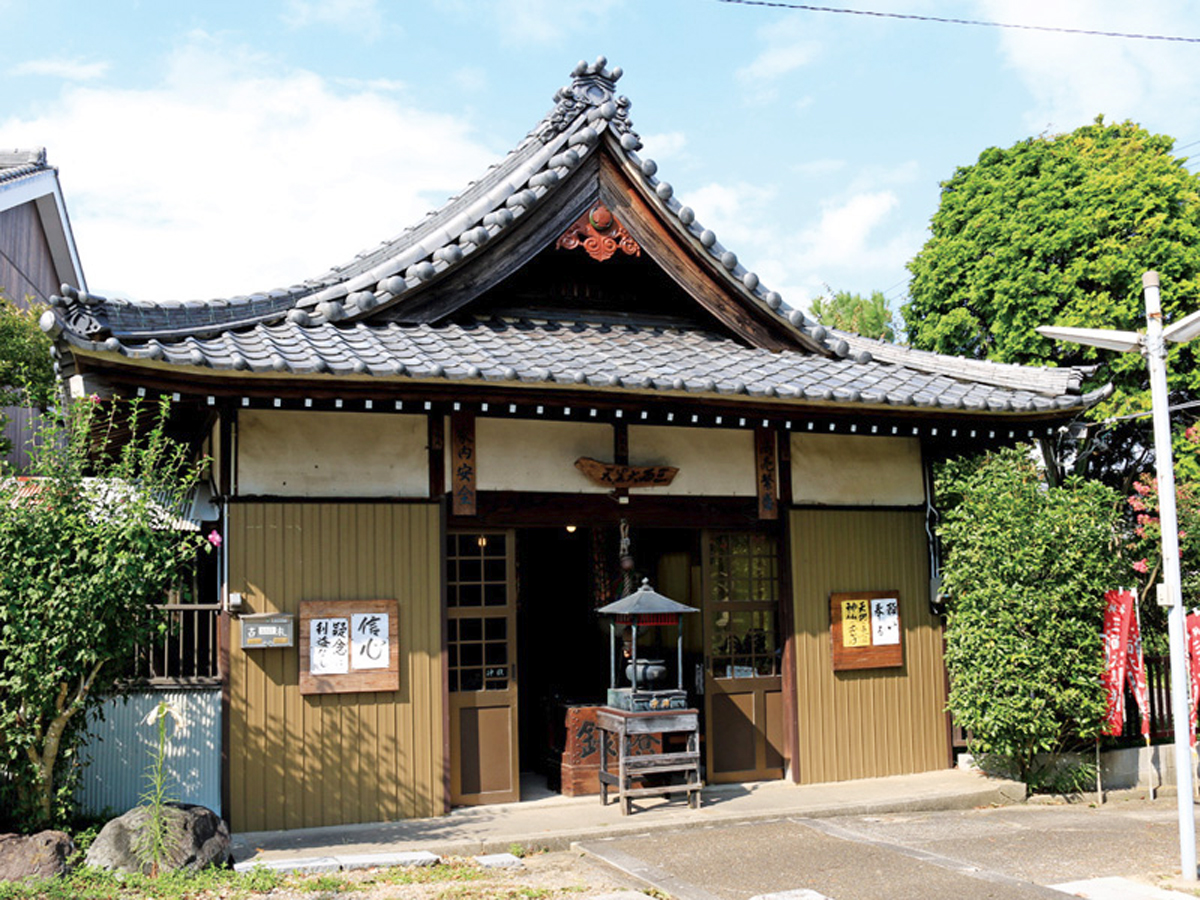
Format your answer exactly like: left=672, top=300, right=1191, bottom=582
left=790, top=509, right=948, bottom=783
left=228, top=502, right=444, bottom=831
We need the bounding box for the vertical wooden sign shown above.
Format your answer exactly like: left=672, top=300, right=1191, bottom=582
left=450, top=411, right=477, bottom=516
left=754, top=427, right=778, bottom=520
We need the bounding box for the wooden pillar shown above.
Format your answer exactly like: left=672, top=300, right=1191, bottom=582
left=614, top=421, right=629, bottom=503
left=218, top=405, right=235, bottom=820
left=428, top=412, right=445, bottom=499
left=776, top=428, right=800, bottom=782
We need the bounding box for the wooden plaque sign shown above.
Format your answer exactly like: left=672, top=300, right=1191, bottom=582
left=575, top=457, right=678, bottom=489
left=300, top=599, right=400, bottom=694
left=830, top=591, right=903, bottom=671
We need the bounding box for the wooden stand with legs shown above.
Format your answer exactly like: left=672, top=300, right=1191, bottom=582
left=597, top=707, right=701, bottom=815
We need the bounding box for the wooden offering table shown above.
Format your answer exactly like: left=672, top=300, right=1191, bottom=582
left=596, top=707, right=701, bottom=814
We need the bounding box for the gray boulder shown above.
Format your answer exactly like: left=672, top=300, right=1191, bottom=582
left=0, top=830, right=74, bottom=881
left=85, top=804, right=230, bottom=874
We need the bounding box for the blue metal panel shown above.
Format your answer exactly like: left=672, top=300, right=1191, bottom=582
left=77, top=690, right=221, bottom=818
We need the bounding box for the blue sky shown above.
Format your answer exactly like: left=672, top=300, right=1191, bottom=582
left=3, top=1, right=1199, bottom=326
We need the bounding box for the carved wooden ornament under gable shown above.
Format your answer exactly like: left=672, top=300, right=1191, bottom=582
left=556, top=202, right=641, bottom=262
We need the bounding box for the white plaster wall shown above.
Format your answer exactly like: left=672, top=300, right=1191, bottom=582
left=475, top=418, right=612, bottom=493
left=791, top=433, right=924, bottom=506
left=629, top=425, right=756, bottom=496
left=237, top=410, right=428, bottom=497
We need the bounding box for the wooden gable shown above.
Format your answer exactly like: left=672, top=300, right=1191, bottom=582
left=368, top=146, right=825, bottom=355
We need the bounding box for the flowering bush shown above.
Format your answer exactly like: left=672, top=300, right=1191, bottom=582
left=1122, top=467, right=1200, bottom=654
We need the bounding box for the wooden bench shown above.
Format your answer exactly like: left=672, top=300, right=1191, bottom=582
left=596, top=707, right=701, bottom=815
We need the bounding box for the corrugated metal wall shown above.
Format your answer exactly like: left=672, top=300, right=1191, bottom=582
left=2, top=405, right=49, bottom=473
left=78, top=689, right=221, bottom=817
left=229, top=502, right=444, bottom=832
left=790, top=509, right=948, bottom=783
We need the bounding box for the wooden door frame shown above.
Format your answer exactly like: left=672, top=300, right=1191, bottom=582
left=446, top=528, right=520, bottom=805
left=701, top=528, right=786, bottom=784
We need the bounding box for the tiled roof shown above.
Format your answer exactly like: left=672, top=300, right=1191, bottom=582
left=0, top=148, right=51, bottom=186
left=40, top=59, right=1106, bottom=418
left=55, top=315, right=1107, bottom=415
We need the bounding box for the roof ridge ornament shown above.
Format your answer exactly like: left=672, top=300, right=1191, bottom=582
left=538, top=55, right=638, bottom=145
left=556, top=202, right=641, bottom=262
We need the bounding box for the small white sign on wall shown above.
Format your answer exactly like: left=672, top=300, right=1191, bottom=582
left=351, top=613, right=390, bottom=669
left=870, top=598, right=901, bottom=646
left=309, top=617, right=350, bottom=674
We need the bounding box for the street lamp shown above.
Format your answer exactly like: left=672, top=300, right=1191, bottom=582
left=1037, top=271, right=1197, bottom=882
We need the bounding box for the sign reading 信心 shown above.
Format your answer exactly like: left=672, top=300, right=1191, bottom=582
left=300, top=599, right=399, bottom=694
left=830, top=591, right=903, bottom=671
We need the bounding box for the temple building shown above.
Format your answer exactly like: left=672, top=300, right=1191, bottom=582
left=42, top=58, right=1105, bottom=832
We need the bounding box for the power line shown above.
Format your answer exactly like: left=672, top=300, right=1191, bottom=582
left=713, top=0, right=1200, bottom=43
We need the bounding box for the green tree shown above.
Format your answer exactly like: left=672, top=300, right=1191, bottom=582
left=810, top=289, right=896, bottom=341
left=0, top=396, right=210, bottom=828
left=904, top=119, right=1200, bottom=482
left=938, top=448, right=1124, bottom=787
left=0, top=294, right=56, bottom=460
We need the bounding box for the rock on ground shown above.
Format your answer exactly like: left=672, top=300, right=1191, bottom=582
left=85, top=803, right=230, bottom=875
left=0, top=830, right=74, bottom=881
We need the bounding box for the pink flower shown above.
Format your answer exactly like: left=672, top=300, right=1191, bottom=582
left=207, top=531, right=222, bottom=548
left=1132, top=558, right=1150, bottom=574
left=1129, top=497, right=1146, bottom=511
left=1134, top=481, right=1152, bottom=496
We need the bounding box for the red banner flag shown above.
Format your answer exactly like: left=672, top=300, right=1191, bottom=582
left=1186, top=612, right=1200, bottom=747
left=1102, top=589, right=1133, bottom=736
left=1126, top=592, right=1151, bottom=740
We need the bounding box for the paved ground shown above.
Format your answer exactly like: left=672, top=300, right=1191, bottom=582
left=577, top=797, right=1200, bottom=900
left=231, top=769, right=1027, bottom=864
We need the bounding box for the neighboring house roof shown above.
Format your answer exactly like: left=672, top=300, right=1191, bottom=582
left=41, top=59, right=1108, bottom=423
left=6, top=476, right=215, bottom=531
left=0, top=148, right=87, bottom=302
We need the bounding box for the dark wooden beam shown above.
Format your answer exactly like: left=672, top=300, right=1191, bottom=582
left=428, top=413, right=445, bottom=499
left=449, top=491, right=764, bottom=529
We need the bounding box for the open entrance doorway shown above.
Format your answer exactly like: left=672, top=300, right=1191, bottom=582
left=448, top=524, right=788, bottom=806
left=515, top=527, right=706, bottom=789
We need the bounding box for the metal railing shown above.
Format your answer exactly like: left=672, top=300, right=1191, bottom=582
left=127, top=602, right=222, bottom=687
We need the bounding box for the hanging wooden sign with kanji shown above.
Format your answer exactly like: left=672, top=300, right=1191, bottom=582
left=451, top=411, right=477, bottom=516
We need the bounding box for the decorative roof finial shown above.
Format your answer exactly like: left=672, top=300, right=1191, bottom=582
left=538, top=56, right=637, bottom=144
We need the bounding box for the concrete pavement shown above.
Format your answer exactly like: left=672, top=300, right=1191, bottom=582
left=230, top=768, right=1026, bottom=867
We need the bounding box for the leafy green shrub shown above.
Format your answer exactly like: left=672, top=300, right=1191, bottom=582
left=939, top=448, right=1124, bottom=784
left=0, top=396, right=211, bottom=828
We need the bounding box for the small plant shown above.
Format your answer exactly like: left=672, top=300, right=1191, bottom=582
left=134, top=700, right=182, bottom=875
left=508, top=842, right=527, bottom=859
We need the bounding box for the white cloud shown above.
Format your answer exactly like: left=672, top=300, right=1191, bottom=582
left=9, top=58, right=110, bottom=81
left=282, top=0, right=385, bottom=38
left=975, top=0, right=1200, bottom=134
left=677, top=178, right=921, bottom=310
left=0, top=35, right=497, bottom=301
left=640, top=131, right=688, bottom=162
left=432, top=0, right=626, bottom=45
left=736, top=15, right=821, bottom=106
left=793, top=158, right=846, bottom=178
